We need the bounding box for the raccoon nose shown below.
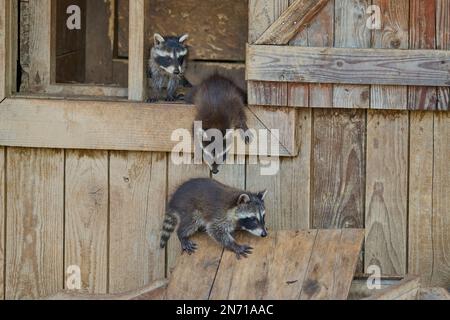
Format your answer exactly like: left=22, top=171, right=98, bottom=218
left=173, top=69, right=180, bottom=75
left=261, top=230, right=268, bottom=238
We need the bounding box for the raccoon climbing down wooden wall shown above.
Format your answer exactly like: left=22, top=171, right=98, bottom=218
left=147, top=33, right=189, bottom=102
left=160, top=178, right=268, bottom=259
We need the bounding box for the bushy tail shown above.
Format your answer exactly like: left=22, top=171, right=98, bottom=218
left=160, top=210, right=178, bottom=248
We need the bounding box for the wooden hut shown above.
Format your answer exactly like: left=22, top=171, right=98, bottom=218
left=0, top=0, right=449, bottom=299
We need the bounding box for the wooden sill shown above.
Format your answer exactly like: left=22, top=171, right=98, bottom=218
left=0, top=97, right=297, bottom=156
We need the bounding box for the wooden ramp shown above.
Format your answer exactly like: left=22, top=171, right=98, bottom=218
left=166, top=229, right=364, bottom=300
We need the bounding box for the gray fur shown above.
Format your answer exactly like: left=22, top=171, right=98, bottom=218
left=159, top=178, right=268, bottom=259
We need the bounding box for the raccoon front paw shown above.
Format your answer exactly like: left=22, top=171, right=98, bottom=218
left=181, top=239, right=198, bottom=255
left=146, top=97, right=159, bottom=103
left=165, top=95, right=177, bottom=102
left=233, top=244, right=253, bottom=260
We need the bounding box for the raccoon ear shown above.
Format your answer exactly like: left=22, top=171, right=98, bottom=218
left=258, top=190, right=268, bottom=200
left=179, top=34, right=189, bottom=43
left=154, top=33, right=165, bottom=46
left=238, top=194, right=251, bottom=205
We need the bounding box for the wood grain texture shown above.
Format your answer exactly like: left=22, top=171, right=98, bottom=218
left=364, top=276, right=421, bottom=300
left=128, top=0, right=148, bottom=101
left=365, top=111, right=408, bottom=275
left=117, top=0, right=129, bottom=58
left=213, top=155, right=246, bottom=190
left=166, top=154, right=210, bottom=273
left=248, top=0, right=289, bottom=107
left=166, top=234, right=223, bottom=300
left=371, top=0, right=409, bottom=110
left=148, top=0, right=248, bottom=61
left=409, top=0, right=438, bottom=110
left=312, top=109, right=365, bottom=229
left=6, top=148, right=64, bottom=299
left=247, top=45, right=450, bottom=87
left=246, top=109, right=311, bottom=231
left=409, top=112, right=434, bottom=285
left=65, top=150, right=108, bottom=294
left=431, top=113, right=450, bottom=286
left=28, top=0, right=52, bottom=91
left=0, top=0, right=7, bottom=100
left=0, top=99, right=292, bottom=156
left=437, top=0, right=450, bottom=110
left=255, top=0, right=330, bottom=45
left=0, top=147, right=4, bottom=300
left=109, top=151, right=166, bottom=293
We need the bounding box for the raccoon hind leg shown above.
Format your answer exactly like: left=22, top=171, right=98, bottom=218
left=177, top=214, right=201, bottom=255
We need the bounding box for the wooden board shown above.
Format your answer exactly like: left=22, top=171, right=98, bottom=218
left=365, top=111, right=408, bottom=275
left=148, top=0, right=248, bottom=61
left=117, top=0, right=129, bottom=58
left=437, top=0, right=450, bottom=110
left=0, top=0, right=7, bottom=100
left=408, top=112, right=434, bottom=285
left=0, top=99, right=294, bottom=156
left=0, top=147, right=4, bottom=300
left=5, top=148, right=64, bottom=299
left=430, top=113, right=450, bottom=286
left=247, top=45, right=450, bottom=87
left=207, top=229, right=364, bottom=300
left=109, top=151, right=166, bottom=293
left=364, top=276, right=421, bottom=300
left=65, top=150, right=108, bottom=294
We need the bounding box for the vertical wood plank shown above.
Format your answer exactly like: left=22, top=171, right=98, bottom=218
left=431, top=113, right=450, bottom=286
left=437, top=0, right=450, bottom=110
left=109, top=151, right=166, bottom=293
left=247, top=109, right=311, bottom=231
left=128, top=0, right=148, bottom=100
left=409, top=112, right=434, bottom=285
left=28, top=0, right=52, bottom=91
left=214, top=155, right=246, bottom=190
left=365, top=111, right=408, bottom=275
left=409, top=0, right=437, bottom=110
left=6, top=148, right=64, bottom=299
left=166, top=155, right=210, bottom=273
left=371, top=0, right=409, bottom=110
left=0, top=147, right=4, bottom=300
left=247, top=0, right=289, bottom=106
left=0, top=0, right=8, bottom=100
left=65, top=150, right=108, bottom=294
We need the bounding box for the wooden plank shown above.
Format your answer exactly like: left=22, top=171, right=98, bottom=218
left=437, top=0, right=450, bottom=110
left=128, top=0, right=149, bottom=101
left=409, top=0, right=438, bottom=110
left=245, top=109, right=311, bottom=231
left=109, top=151, right=166, bottom=293
left=408, top=112, right=434, bottom=285
left=0, top=0, right=8, bottom=100
left=365, top=111, right=408, bottom=276
left=371, top=0, right=409, bottom=110
left=431, top=113, right=450, bottom=286
left=248, top=0, right=289, bottom=107
left=263, top=230, right=317, bottom=299
left=85, top=0, right=115, bottom=84
left=117, top=0, right=129, bottom=58
left=148, top=0, right=248, bottom=61
left=6, top=148, right=64, bottom=299
left=311, top=109, right=365, bottom=229
left=247, top=45, right=450, bottom=87
left=28, top=0, right=52, bottom=91
left=299, top=229, right=364, bottom=300
left=255, top=0, right=330, bottom=45
left=0, top=99, right=292, bottom=156
left=166, top=234, right=223, bottom=300
left=364, top=276, right=421, bottom=300
left=40, top=84, right=127, bottom=97
left=0, top=147, right=4, bottom=300
left=166, top=154, right=210, bottom=273
left=65, top=150, right=108, bottom=294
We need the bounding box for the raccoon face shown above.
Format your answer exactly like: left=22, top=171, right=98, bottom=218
left=153, top=33, right=189, bottom=75
left=236, top=191, right=268, bottom=238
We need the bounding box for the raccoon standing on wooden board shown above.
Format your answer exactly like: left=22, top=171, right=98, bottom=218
left=147, top=33, right=189, bottom=102
left=160, top=178, right=268, bottom=259
left=188, top=74, right=252, bottom=174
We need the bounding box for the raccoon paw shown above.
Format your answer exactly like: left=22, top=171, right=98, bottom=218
left=165, top=95, right=177, bottom=102
left=181, top=239, right=198, bottom=255
left=146, top=97, right=159, bottom=103
left=234, top=244, right=253, bottom=260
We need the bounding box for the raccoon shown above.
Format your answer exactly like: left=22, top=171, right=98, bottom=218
left=160, top=178, right=268, bottom=259
left=189, top=74, right=252, bottom=175
left=147, top=33, right=189, bottom=102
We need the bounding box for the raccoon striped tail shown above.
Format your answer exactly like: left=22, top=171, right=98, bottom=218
left=160, top=210, right=178, bottom=248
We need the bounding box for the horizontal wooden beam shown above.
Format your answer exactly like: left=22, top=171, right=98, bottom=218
left=255, top=0, right=329, bottom=45
left=41, top=84, right=128, bottom=97
left=247, top=45, right=450, bottom=87
left=0, top=98, right=295, bottom=156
